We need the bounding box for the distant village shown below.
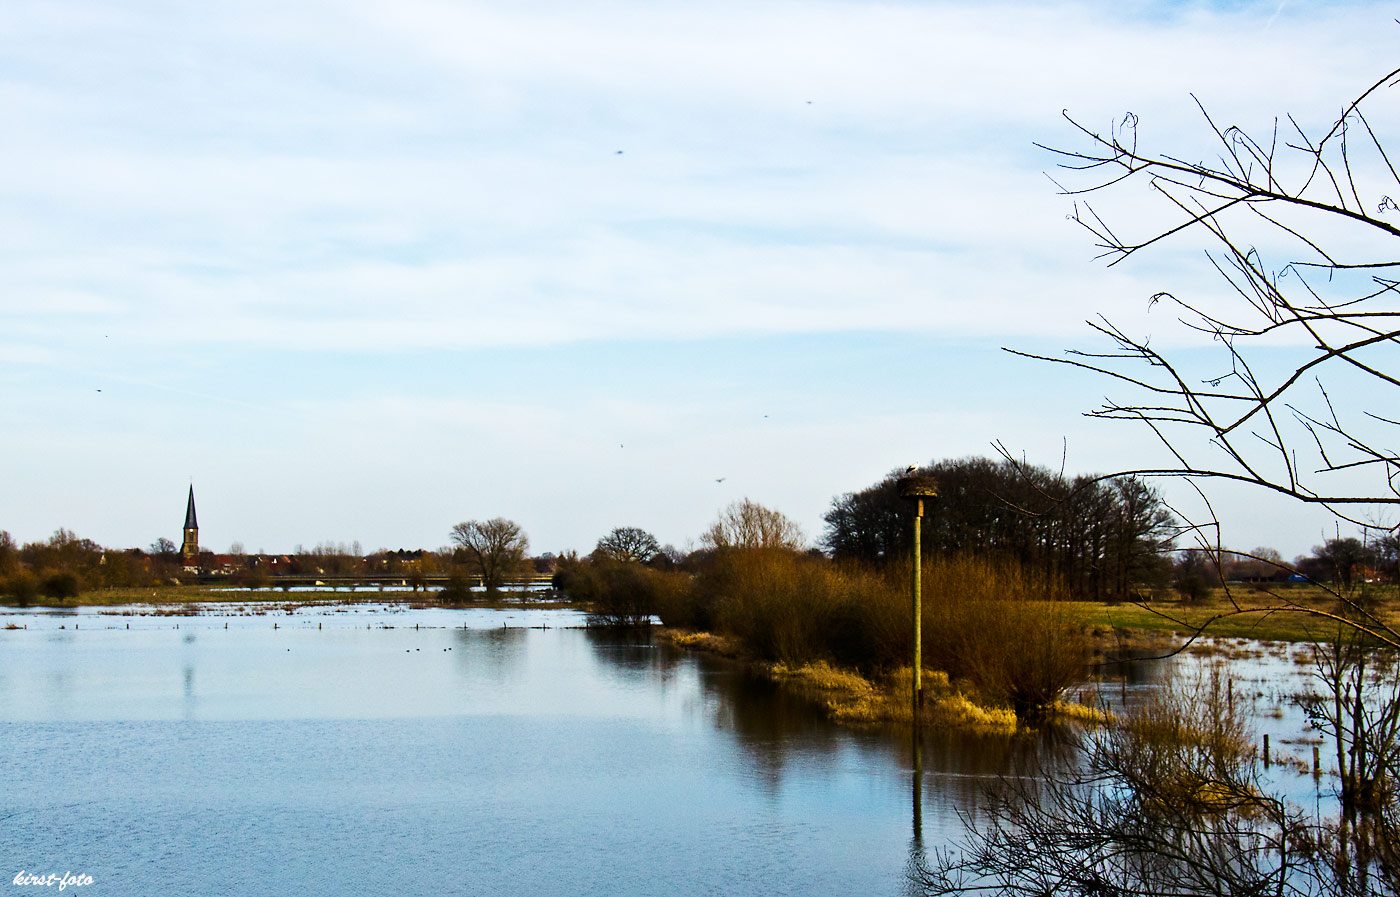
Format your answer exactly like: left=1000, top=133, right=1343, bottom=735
left=0, top=487, right=555, bottom=600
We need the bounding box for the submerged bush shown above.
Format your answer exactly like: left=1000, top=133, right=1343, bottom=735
left=686, top=549, right=1088, bottom=717
left=570, top=560, right=689, bottom=627
left=438, top=572, right=476, bottom=604
left=644, top=545, right=1090, bottom=719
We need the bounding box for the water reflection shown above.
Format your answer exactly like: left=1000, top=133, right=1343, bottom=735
left=580, top=628, right=1077, bottom=813
left=451, top=625, right=529, bottom=685
left=911, top=729, right=923, bottom=843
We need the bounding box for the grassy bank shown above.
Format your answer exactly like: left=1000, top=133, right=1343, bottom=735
left=660, top=628, right=1106, bottom=735
left=1066, top=584, right=1398, bottom=644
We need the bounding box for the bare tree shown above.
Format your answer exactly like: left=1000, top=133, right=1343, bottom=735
left=701, top=498, right=805, bottom=551
left=1015, top=65, right=1400, bottom=648
left=450, top=518, right=529, bottom=595
left=920, top=64, right=1400, bottom=897
left=593, top=526, right=661, bottom=564
left=1023, top=66, right=1400, bottom=522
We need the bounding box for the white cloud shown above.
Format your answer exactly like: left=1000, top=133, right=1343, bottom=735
left=1, top=0, right=1394, bottom=554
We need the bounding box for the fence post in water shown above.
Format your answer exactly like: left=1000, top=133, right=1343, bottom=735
left=897, top=471, right=938, bottom=720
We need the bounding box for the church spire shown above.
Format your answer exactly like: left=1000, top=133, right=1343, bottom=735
left=184, top=485, right=198, bottom=530
left=181, top=486, right=199, bottom=562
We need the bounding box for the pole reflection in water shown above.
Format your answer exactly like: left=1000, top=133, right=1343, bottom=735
left=906, top=725, right=928, bottom=897
left=911, top=726, right=923, bottom=844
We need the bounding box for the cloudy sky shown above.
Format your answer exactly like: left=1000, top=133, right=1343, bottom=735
left=2, top=0, right=1394, bottom=559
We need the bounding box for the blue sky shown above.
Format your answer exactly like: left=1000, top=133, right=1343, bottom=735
left=2, top=0, right=1394, bottom=559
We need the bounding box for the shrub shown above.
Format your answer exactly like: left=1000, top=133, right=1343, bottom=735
left=921, top=556, right=1087, bottom=717
left=39, top=570, right=80, bottom=600
left=438, top=572, right=476, bottom=604
left=666, top=547, right=1090, bottom=719
left=688, top=549, right=907, bottom=670
left=231, top=567, right=270, bottom=589
left=564, top=559, right=688, bottom=627
left=702, top=548, right=838, bottom=665
left=1, top=570, right=39, bottom=605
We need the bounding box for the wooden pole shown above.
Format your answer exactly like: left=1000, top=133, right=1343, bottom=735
left=913, top=497, right=923, bottom=718
left=897, top=472, right=936, bottom=723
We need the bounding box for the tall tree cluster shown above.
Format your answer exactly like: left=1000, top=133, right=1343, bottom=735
left=823, top=457, right=1175, bottom=600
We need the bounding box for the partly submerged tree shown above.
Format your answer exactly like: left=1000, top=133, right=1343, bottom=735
left=449, top=518, right=529, bottom=595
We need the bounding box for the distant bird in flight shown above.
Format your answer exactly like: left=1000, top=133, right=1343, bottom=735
left=906, top=465, right=917, bottom=475
left=715, top=478, right=726, bottom=484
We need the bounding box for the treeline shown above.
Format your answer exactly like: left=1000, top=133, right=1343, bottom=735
left=0, top=529, right=561, bottom=602
left=823, top=457, right=1177, bottom=600
left=0, top=529, right=169, bottom=601
left=1172, top=534, right=1400, bottom=600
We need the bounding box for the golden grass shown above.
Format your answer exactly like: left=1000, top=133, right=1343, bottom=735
left=1051, top=699, right=1113, bottom=725
left=662, top=626, right=1099, bottom=735
left=767, top=660, right=1021, bottom=734
left=655, top=629, right=743, bottom=657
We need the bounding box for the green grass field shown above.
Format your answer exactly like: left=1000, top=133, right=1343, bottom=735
left=1066, top=583, right=1398, bottom=644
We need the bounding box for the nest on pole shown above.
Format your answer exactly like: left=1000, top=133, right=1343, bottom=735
left=896, top=475, right=939, bottom=500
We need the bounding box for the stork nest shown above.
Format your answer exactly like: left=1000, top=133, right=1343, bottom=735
left=896, top=475, right=939, bottom=499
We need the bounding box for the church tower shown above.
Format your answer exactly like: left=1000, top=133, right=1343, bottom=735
left=181, top=486, right=199, bottom=562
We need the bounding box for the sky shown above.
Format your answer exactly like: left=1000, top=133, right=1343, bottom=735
left=1, top=0, right=1395, bottom=560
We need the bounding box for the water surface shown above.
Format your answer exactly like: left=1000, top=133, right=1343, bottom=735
left=3, top=606, right=948, bottom=896
left=0, top=604, right=1330, bottom=897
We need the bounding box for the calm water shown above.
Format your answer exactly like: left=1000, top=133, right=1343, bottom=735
left=0, top=604, right=1327, bottom=897
left=0, top=604, right=1012, bottom=897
